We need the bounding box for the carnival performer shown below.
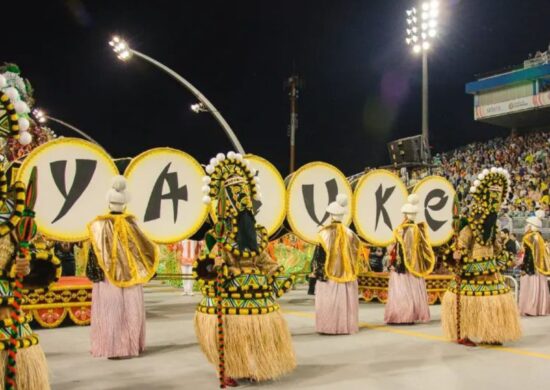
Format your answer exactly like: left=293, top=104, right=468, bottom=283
left=441, top=167, right=521, bottom=346
left=384, top=194, right=435, bottom=325
left=87, top=176, right=159, bottom=359
left=312, top=194, right=360, bottom=334
left=518, top=210, right=550, bottom=316
left=194, top=152, right=295, bottom=387
left=0, top=68, right=62, bottom=389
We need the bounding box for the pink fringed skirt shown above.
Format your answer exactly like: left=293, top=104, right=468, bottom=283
left=315, top=280, right=359, bottom=334
left=91, top=281, right=146, bottom=358
left=519, top=274, right=550, bottom=316
left=384, top=271, right=430, bottom=324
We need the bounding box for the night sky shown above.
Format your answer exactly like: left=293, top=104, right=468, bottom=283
left=4, top=0, right=549, bottom=176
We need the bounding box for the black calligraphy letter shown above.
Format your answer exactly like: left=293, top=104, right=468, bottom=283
left=302, top=178, right=338, bottom=226
left=424, top=189, right=448, bottom=231
left=51, top=159, right=97, bottom=223
left=375, top=184, right=395, bottom=230
left=144, top=163, right=188, bottom=223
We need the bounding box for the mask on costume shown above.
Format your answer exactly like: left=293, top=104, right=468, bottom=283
left=468, top=167, right=510, bottom=246
left=202, top=152, right=267, bottom=256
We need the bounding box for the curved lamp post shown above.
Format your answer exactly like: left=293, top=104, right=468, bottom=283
left=33, top=109, right=101, bottom=145
left=109, top=36, right=245, bottom=154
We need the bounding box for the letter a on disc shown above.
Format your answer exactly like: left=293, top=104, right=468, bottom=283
left=353, top=169, right=408, bottom=246
left=124, top=148, right=208, bottom=243
left=17, top=138, right=119, bottom=242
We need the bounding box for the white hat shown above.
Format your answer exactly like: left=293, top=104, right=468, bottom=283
left=526, top=210, right=545, bottom=230
left=326, top=194, right=348, bottom=218
left=107, top=175, right=129, bottom=212
left=401, top=194, right=419, bottom=215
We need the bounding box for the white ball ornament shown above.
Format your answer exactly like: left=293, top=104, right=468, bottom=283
left=235, top=154, right=243, bottom=161
left=205, top=165, right=214, bottom=174
left=490, top=167, right=498, bottom=174
left=18, top=117, right=30, bottom=131
left=482, top=169, right=489, bottom=175
left=4, top=87, right=19, bottom=102
left=470, top=186, right=476, bottom=194
left=201, top=185, right=210, bottom=194
left=474, top=180, right=480, bottom=187
left=202, top=196, right=211, bottom=205
left=18, top=131, right=32, bottom=145
left=14, top=101, right=30, bottom=114
left=216, top=153, right=226, bottom=161
left=202, top=176, right=211, bottom=184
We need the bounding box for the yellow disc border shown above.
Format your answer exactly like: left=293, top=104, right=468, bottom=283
left=412, top=175, right=456, bottom=247
left=352, top=169, right=408, bottom=247
left=17, top=137, right=119, bottom=242
left=286, top=161, right=352, bottom=244
left=124, top=147, right=208, bottom=244
left=245, top=154, right=287, bottom=236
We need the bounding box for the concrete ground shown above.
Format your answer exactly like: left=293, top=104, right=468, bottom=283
left=41, top=284, right=550, bottom=390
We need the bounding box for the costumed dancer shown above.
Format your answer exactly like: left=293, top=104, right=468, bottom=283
left=384, top=194, right=435, bottom=325
left=312, top=194, right=360, bottom=334
left=441, top=167, right=521, bottom=346
left=87, top=176, right=159, bottom=359
left=518, top=210, right=550, bottom=316
left=0, top=69, right=61, bottom=389
left=193, top=152, right=295, bottom=387
left=0, top=167, right=60, bottom=389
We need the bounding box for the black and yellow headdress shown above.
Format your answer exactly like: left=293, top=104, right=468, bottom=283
left=467, top=167, right=510, bottom=246
left=201, top=152, right=262, bottom=218
left=201, top=152, right=268, bottom=257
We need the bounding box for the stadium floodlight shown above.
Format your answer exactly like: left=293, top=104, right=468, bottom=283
left=405, top=1, right=438, bottom=54
left=405, top=1, right=440, bottom=159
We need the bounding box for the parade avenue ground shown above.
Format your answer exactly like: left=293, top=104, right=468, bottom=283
left=41, top=283, right=550, bottom=390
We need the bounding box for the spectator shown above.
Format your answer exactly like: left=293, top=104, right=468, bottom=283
left=55, top=242, right=76, bottom=276
left=369, top=247, right=386, bottom=272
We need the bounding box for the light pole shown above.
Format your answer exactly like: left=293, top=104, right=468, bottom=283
left=406, top=1, right=439, bottom=157
left=33, top=109, right=101, bottom=145
left=109, top=36, right=245, bottom=154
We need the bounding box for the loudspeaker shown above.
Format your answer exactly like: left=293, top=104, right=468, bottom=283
left=387, top=135, right=429, bottom=164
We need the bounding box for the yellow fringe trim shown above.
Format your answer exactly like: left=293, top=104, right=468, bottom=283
left=0, top=344, right=50, bottom=389
left=441, top=291, right=522, bottom=343
left=194, top=311, right=296, bottom=381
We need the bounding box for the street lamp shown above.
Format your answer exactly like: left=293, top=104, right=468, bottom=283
left=190, top=102, right=208, bottom=113
left=32, top=109, right=101, bottom=145
left=108, top=36, right=245, bottom=154
left=406, top=1, right=439, bottom=157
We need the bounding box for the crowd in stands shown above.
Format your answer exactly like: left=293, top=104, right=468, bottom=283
left=433, top=130, right=550, bottom=218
